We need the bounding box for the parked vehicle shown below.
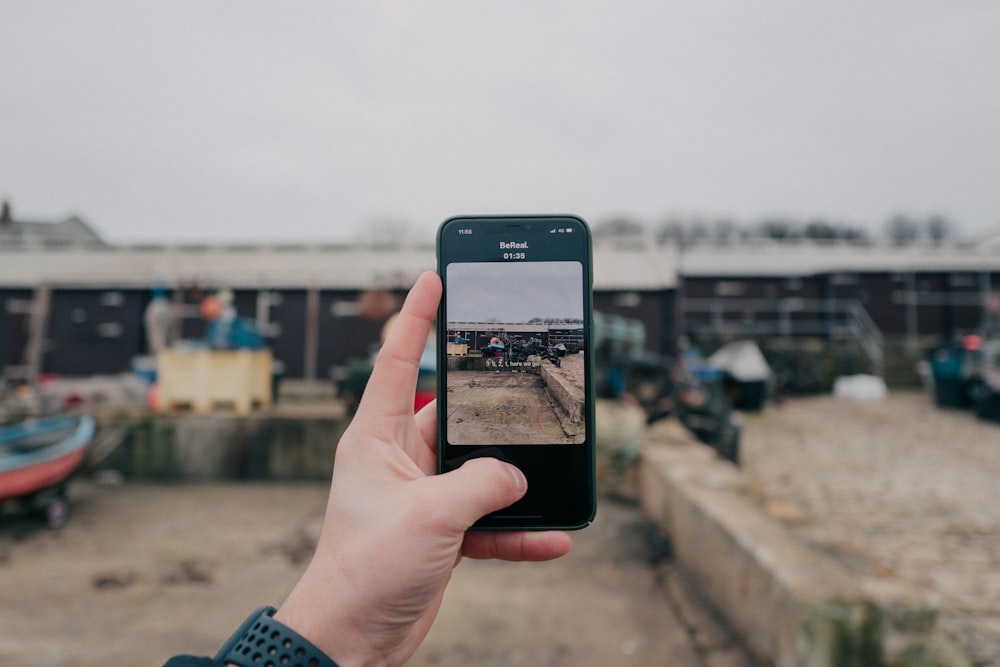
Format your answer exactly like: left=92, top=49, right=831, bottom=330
left=928, top=333, right=987, bottom=409
left=704, top=340, right=772, bottom=411
left=974, top=337, right=1000, bottom=422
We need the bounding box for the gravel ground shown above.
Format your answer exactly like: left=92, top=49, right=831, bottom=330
left=739, top=390, right=1000, bottom=664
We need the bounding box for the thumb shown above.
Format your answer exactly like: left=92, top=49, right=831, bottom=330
left=426, top=458, right=528, bottom=529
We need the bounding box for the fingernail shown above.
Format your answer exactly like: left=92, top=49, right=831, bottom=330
left=505, top=463, right=527, bottom=494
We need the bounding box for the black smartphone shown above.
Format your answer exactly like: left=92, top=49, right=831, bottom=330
left=436, top=215, right=596, bottom=530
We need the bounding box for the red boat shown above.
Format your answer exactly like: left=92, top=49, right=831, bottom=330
left=0, top=414, right=96, bottom=528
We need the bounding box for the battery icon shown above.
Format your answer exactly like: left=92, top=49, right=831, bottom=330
left=565, top=228, right=574, bottom=233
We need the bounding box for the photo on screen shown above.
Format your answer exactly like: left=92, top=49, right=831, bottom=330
left=445, top=261, right=586, bottom=445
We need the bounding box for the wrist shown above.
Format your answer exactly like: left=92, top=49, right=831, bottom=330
left=216, top=606, right=341, bottom=667
left=275, top=578, right=386, bottom=667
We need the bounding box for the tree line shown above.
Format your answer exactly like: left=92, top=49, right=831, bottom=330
left=592, top=214, right=960, bottom=246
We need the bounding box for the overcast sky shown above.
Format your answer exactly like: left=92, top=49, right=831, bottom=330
left=447, top=261, right=582, bottom=323
left=3, top=2, right=999, bottom=244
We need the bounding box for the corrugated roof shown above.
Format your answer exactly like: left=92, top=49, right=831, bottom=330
left=0, top=244, right=435, bottom=289
left=679, top=242, right=1000, bottom=276
left=592, top=238, right=679, bottom=289
left=2, top=237, right=997, bottom=291
left=0, top=216, right=107, bottom=247
left=447, top=322, right=583, bottom=333
left=0, top=240, right=680, bottom=290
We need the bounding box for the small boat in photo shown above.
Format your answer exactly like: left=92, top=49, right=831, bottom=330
left=0, top=414, right=97, bottom=528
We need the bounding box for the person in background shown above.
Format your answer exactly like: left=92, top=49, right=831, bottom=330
left=165, top=272, right=571, bottom=667
left=200, top=289, right=265, bottom=350
left=144, top=283, right=172, bottom=355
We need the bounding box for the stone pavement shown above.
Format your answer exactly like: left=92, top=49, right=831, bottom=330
left=739, top=391, right=1000, bottom=665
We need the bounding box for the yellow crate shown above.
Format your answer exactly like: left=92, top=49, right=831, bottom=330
left=446, top=342, right=469, bottom=356
left=157, top=349, right=273, bottom=415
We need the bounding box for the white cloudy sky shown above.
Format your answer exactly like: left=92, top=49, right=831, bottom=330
left=2, top=2, right=999, bottom=244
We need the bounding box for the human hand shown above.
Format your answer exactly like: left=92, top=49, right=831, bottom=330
left=275, top=271, right=573, bottom=667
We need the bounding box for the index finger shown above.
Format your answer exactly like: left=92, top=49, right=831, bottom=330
left=356, top=271, right=441, bottom=420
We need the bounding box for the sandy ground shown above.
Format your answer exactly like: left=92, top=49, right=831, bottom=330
left=0, top=483, right=328, bottom=667
left=0, top=482, right=749, bottom=667
left=740, top=390, right=1000, bottom=665
left=445, top=370, right=575, bottom=444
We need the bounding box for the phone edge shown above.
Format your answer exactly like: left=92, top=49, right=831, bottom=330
left=435, top=214, right=597, bottom=531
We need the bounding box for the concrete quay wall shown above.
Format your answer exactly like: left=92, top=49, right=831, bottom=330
left=637, top=421, right=976, bottom=667
left=539, top=361, right=584, bottom=424
left=97, top=411, right=348, bottom=481
left=442, top=355, right=584, bottom=425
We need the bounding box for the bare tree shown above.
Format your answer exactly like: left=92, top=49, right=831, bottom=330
left=926, top=214, right=956, bottom=245
left=803, top=219, right=837, bottom=243
left=593, top=217, right=645, bottom=238
left=757, top=218, right=798, bottom=242
left=711, top=218, right=739, bottom=244
left=885, top=214, right=920, bottom=246
left=655, top=218, right=686, bottom=246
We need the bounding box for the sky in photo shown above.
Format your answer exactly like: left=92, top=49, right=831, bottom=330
left=447, top=261, right=583, bottom=323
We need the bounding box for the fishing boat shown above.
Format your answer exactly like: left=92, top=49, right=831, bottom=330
left=0, top=414, right=96, bottom=528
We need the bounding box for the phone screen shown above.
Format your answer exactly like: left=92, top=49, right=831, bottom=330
left=437, top=215, right=596, bottom=530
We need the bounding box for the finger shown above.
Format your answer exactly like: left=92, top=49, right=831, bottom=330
left=410, top=399, right=438, bottom=474
left=422, top=457, right=527, bottom=529
left=414, top=399, right=437, bottom=450
left=462, top=531, right=574, bottom=561
left=357, top=272, right=441, bottom=420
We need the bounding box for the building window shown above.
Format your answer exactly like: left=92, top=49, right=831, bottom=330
left=99, top=291, right=125, bottom=307
left=950, top=273, right=976, bottom=288
left=262, top=291, right=284, bottom=306
left=332, top=300, right=362, bottom=317
left=613, top=292, right=641, bottom=308
left=6, top=298, right=33, bottom=314
left=782, top=297, right=805, bottom=312
left=97, top=322, right=123, bottom=338
left=891, top=290, right=906, bottom=305
left=831, top=273, right=859, bottom=286
left=714, top=281, right=746, bottom=297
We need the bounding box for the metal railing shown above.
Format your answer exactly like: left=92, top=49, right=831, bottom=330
left=845, top=301, right=885, bottom=377
left=682, top=297, right=884, bottom=376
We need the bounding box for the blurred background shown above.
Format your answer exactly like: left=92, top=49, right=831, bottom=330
left=2, top=4, right=1000, bottom=666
